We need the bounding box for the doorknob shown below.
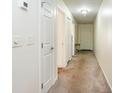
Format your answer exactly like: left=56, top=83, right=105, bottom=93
left=51, top=47, right=54, bottom=50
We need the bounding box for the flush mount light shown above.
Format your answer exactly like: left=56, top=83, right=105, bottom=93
left=81, top=10, right=88, bottom=16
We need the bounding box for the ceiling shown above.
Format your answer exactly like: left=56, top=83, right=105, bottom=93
left=63, top=0, right=103, bottom=24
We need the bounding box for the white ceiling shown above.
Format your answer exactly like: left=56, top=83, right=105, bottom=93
left=63, top=0, right=103, bottom=24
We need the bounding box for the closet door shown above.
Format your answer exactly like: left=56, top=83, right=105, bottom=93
left=40, top=0, right=55, bottom=92
left=56, top=8, right=66, bottom=67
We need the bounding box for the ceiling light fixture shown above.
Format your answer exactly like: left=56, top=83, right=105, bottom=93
left=81, top=10, right=88, bottom=16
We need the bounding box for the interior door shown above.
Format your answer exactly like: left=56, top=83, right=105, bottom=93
left=71, top=23, right=75, bottom=56
left=79, top=24, right=93, bottom=50
left=66, top=18, right=72, bottom=60
left=56, top=8, right=66, bottom=67
left=41, top=1, right=54, bottom=93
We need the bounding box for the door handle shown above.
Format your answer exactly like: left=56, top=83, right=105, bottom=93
left=51, top=47, right=54, bottom=50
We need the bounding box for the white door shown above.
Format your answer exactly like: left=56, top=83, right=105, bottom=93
left=41, top=1, right=54, bottom=93
left=79, top=24, right=93, bottom=50
left=56, top=8, right=66, bottom=67
left=66, top=18, right=72, bottom=60
left=71, top=23, right=75, bottom=56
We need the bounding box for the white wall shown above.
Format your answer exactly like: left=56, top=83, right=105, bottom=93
left=94, top=0, right=112, bottom=87
left=56, top=0, right=76, bottom=23
left=12, top=0, right=40, bottom=93
left=78, top=24, right=94, bottom=50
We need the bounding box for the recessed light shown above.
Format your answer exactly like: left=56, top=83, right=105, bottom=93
left=81, top=10, right=88, bottom=16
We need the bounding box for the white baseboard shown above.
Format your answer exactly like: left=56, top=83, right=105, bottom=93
left=95, top=55, right=112, bottom=89
left=98, top=63, right=112, bottom=89
left=52, top=75, right=58, bottom=86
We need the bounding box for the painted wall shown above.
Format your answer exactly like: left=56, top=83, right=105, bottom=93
left=56, top=0, right=76, bottom=23
left=77, top=24, right=94, bottom=50
left=94, top=0, right=112, bottom=87
left=12, top=0, right=40, bottom=93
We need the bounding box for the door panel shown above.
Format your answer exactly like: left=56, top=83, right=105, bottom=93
left=43, top=54, right=51, bottom=84
left=41, top=1, right=54, bottom=93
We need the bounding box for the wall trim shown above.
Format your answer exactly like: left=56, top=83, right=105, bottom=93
left=95, top=53, right=112, bottom=89
left=52, top=76, right=57, bottom=86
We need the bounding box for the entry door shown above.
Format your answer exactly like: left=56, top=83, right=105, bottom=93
left=41, top=1, right=54, bottom=93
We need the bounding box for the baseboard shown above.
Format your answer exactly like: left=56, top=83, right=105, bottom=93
left=95, top=55, right=112, bottom=90
left=52, top=76, right=57, bottom=86
left=79, top=49, right=93, bottom=51
left=99, top=63, right=112, bottom=88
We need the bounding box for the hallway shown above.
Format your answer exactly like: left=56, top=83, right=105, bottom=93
left=48, top=51, right=111, bottom=93
left=12, top=0, right=112, bottom=93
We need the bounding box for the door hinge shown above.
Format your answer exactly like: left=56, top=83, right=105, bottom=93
left=41, top=43, right=43, bottom=48
left=41, top=2, right=46, bottom=7
left=41, top=83, right=44, bottom=89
